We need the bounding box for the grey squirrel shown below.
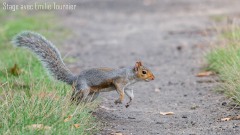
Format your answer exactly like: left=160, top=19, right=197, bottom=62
left=12, top=31, right=155, bottom=107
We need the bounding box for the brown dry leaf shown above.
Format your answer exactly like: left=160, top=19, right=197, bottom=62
left=196, top=71, right=213, bottom=77
left=233, top=115, right=240, bottom=120
left=160, top=112, right=174, bottom=115
left=111, top=133, right=123, bottom=135
left=221, top=115, right=240, bottom=121
left=9, top=64, right=22, bottom=76
left=27, top=124, right=51, bottom=130
left=100, top=106, right=117, bottom=111
left=64, top=115, right=73, bottom=122
left=221, top=117, right=231, bottom=121
left=73, top=124, right=80, bottom=128
left=230, top=115, right=240, bottom=120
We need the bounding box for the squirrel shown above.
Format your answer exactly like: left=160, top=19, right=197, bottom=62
left=12, top=31, right=155, bottom=107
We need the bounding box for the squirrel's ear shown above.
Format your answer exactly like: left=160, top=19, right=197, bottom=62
left=134, top=61, right=142, bottom=71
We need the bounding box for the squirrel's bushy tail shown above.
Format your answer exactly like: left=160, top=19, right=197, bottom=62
left=12, top=31, right=75, bottom=85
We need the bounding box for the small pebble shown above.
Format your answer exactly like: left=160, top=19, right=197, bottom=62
left=222, top=102, right=227, bottom=106
left=128, top=116, right=136, bottom=119
left=156, top=122, right=164, bottom=124
left=191, top=121, right=196, bottom=126
left=191, top=105, right=199, bottom=110
left=176, top=46, right=182, bottom=51
left=233, top=126, right=239, bottom=128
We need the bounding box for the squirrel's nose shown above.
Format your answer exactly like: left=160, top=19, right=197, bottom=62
left=151, top=75, right=155, bottom=80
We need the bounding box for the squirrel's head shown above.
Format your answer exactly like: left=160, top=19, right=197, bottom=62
left=134, top=61, right=155, bottom=82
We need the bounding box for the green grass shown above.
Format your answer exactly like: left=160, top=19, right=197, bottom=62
left=0, top=10, right=99, bottom=134
left=206, top=26, right=240, bottom=104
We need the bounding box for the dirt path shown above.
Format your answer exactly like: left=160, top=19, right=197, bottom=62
left=57, top=0, right=240, bottom=134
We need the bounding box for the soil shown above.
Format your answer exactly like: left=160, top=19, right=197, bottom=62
left=9, top=0, right=240, bottom=134
left=57, top=0, right=240, bottom=134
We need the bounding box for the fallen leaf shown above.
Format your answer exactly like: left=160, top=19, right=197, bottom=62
left=196, top=71, right=213, bottom=77
left=160, top=112, right=174, bottom=115
left=100, top=106, right=117, bottom=111
left=221, top=117, right=231, bottom=121
left=64, top=115, right=73, bottom=122
left=111, top=133, right=123, bottom=135
left=27, top=124, right=51, bottom=130
left=233, top=115, right=240, bottom=120
left=221, top=115, right=240, bottom=121
left=73, top=124, right=80, bottom=128
left=9, top=64, right=22, bottom=76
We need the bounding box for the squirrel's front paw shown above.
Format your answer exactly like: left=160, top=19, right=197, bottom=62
left=114, top=99, right=122, bottom=104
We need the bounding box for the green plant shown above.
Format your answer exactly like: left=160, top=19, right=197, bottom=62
left=206, top=26, right=240, bottom=104
left=0, top=10, right=99, bottom=134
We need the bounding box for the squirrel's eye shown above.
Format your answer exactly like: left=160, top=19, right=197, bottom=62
left=142, top=71, right=147, bottom=74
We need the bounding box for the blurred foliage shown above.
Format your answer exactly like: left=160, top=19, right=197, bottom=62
left=207, top=26, right=240, bottom=104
